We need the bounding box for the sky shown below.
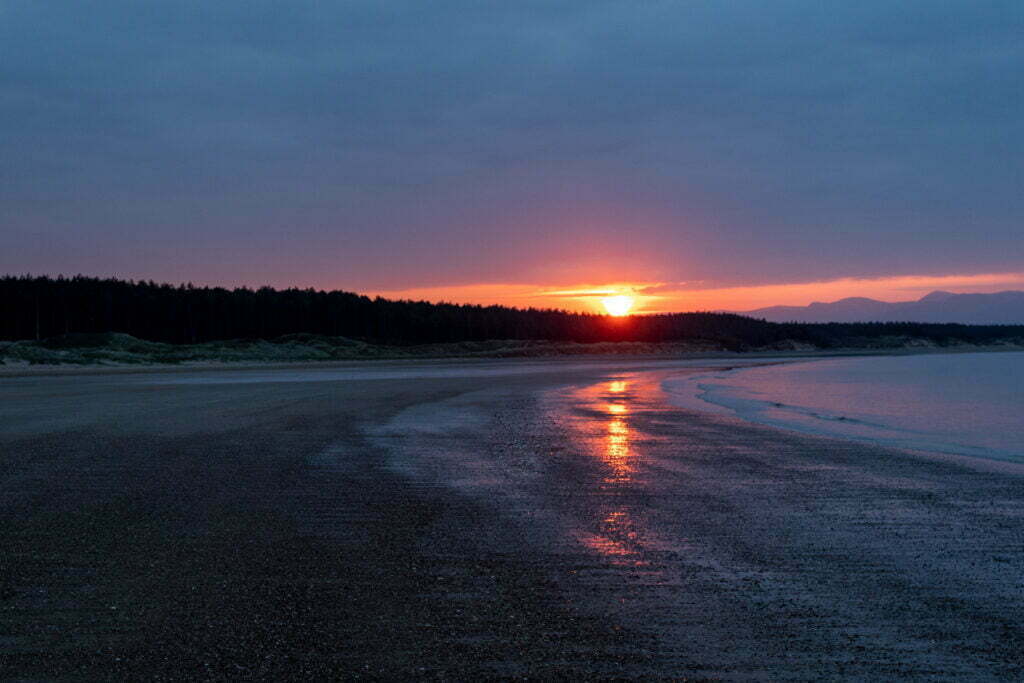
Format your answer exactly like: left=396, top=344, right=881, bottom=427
left=2, top=1, right=1022, bottom=313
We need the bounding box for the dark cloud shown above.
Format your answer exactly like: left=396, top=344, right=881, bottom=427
left=2, top=1, right=1022, bottom=290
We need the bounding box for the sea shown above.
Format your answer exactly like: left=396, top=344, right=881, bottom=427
left=663, top=351, right=1024, bottom=463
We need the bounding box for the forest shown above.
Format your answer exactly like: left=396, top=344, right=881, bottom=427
left=2, top=275, right=1023, bottom=351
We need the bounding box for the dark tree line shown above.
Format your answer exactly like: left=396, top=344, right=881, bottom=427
left=2, top=275, right=1023, bottom=349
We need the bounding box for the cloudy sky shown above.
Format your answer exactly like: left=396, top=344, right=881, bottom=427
left=2, top=1, right=1022, bottom=312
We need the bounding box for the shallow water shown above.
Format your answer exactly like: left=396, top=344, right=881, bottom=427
left=663, top=351, right=1024, bottom=462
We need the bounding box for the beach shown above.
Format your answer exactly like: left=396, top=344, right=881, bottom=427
left=3, top=358, right=1024, bottom=679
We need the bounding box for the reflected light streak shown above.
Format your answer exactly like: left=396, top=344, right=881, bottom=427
left=603, top=386, right=634, bottom=481
left=578, top=510, right=641, bottom=560
left=566, top=378, right=649, bottom=563
left=605, top=424, right=631, bottom=480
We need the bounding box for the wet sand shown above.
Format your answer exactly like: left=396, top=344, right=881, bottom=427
left=2, top=359, right=1023, bottom=679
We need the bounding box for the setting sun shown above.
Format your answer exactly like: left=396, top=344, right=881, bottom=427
left=602, top=295, right=635, bottom=316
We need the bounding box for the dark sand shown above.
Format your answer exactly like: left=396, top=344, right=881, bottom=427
left=2, top=359, right=1023, bottom=679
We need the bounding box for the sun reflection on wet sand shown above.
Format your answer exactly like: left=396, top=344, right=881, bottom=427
left=605, top=413, right=632, bottom=481
left=566, top=377, right=649, bottom=563
left=578, top=510, right=642, bottom=558
left=598, top=380, right=636, bottom=482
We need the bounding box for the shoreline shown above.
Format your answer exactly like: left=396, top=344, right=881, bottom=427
left=666, top=350, right=1024, bottom=468
left=3, top=343, right=1022, bottom=378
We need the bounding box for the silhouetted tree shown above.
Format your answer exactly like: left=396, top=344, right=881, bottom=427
left=1, top=275, right=1022, bottom=348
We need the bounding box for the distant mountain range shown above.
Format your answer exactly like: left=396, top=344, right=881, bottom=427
left=739, top=290, right=1024, bottom=324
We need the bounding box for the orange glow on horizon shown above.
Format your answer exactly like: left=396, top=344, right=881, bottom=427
left=361, top=270, right=1024, bottom=315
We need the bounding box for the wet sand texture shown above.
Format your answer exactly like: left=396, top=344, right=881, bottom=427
left=2, top=360, right=1023, bottom=679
